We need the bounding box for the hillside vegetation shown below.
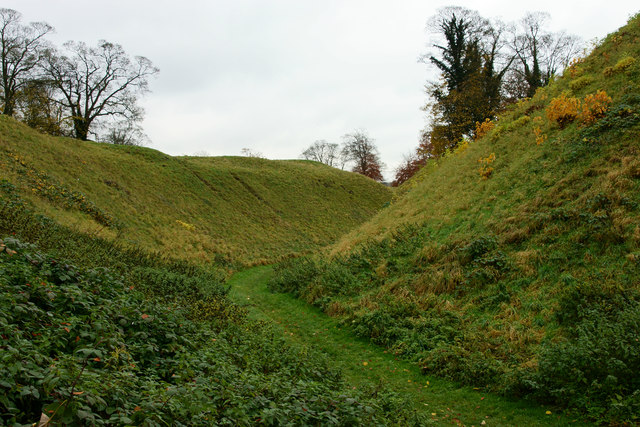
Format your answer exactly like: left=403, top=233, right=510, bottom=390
left=0, top=227, right=427, bottom=425
left=269, top=14, right=640, bottom=423
left=0, top=119, right=391, bottom=266
left=0, top=112, right=409, bottom=423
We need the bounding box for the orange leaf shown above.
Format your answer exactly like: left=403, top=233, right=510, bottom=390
left=141, top=314, right=149, bottom=319
left=64, top=327, right=70, bottom=333
left=72, top=391, right=84, bottom=395
left=93, top=357, right=101, bottom=362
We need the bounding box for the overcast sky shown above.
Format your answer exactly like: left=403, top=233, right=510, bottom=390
left=4, top=1, right=638, bottom=180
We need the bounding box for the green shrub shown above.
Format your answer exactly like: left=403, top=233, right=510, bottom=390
left=569, top=75, right=595, bottom=92
left=420, top=344, right=502, bottom=386
left=604, top=56, right=637, bottom=77
left=458, top=236, right=498, bottom=265
left=268, top=256, right=320, bottom=296
left=530, top=301, right=640, bottom=423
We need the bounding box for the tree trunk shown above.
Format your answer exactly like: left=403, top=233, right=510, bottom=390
left=73, top=118, right=90, bottom=140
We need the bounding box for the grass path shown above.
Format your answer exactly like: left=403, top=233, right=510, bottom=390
left=228, top=266, right=585, bottom=426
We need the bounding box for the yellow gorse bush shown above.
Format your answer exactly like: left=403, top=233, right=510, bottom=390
left=533, top=117, right=548, bottom=145
left=546, top=90, right=613, bottom=129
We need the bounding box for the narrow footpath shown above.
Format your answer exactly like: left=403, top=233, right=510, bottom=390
left=228, top=266, right=584, bottom=427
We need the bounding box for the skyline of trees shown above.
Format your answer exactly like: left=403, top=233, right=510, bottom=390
left=1, top=6, right=584, bottom=180
left=300, top=131, right=385, bottom=181
left=41, top=40, right=158, bottom=141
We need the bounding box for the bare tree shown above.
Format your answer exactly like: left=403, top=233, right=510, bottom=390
left=42, top=40, right=158, bottom=140
left=0, top=8, right=53, bottom=116
left=99, top=119, right=149, bottom=146
left=510, top=12, right=581, bottom=98
left=341, top=130, right=385, bottom=181
left=240, top=148, right=264, bottom=158
left=300, top=140, right=341, bottom=167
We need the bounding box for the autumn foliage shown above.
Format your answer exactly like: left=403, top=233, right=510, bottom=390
left=392, top=154, right=427, bottom=187
left=474, top=118, right=495, bottom=140
left=546, top=93, right=580, bottom=128
left=580, top=90, right=612, bottom=125
left=477, top=153, right=495, bottom=179
left=545, top=90, right=612, bottom=129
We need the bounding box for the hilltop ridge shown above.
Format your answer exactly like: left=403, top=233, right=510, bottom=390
left=0, top=117, right=391, bottom=266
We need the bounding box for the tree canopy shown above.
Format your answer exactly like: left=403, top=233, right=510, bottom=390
left=0, top=8, right=53, bottom=116
left=0, top=7, right=158, bottom=146
left=341, top=131, right=385, bottom=182
left=392, top=7, right=581, bottom=186
left=42, top=40, right=158, bottom=141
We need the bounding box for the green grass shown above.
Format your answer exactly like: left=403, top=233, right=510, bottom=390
left=0, top=119, right=391, bottom=266
left=228, top=266, right=587, bottom=426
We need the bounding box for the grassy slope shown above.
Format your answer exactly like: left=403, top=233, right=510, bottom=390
left=0, top=120, right=391, bottom=266
left=270, top=14, right=640, bottom=423
left=230, top=266, right=582, bottom=426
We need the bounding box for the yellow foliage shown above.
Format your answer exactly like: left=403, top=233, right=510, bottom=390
left=533, top=124, right=547, bottom=145
left=569, top=75, right=594, bottom=92
left=474, top=118, right=495, bottom=140
left=566, top=57, right=586, bottom=78
left=532, top=116, right=547, bottom=148
left=453, top=139, right=469, bottom=155
left=580, top=90, right=612, bottom=125
left=613, top=56, right=636, bottom=72
left=175, top=219, right=196, bottom=231
left=604, top=56, right=636, bottom=77
left=478, top=153, right=496, bottom=179
left=546, top=93, right=580, bottom=128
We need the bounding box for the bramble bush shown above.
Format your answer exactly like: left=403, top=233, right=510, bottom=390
left=0, top=237, right=424, bottom=425
left=528, top=286, right=640, bottom=423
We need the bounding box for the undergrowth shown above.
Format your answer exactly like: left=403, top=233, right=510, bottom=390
left=0, top=202, right=423, bottom=425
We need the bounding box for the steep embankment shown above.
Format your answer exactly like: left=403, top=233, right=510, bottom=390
left=269, top=14, right=640, bottom=423
left=0, top=119, right=391, bottom=265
